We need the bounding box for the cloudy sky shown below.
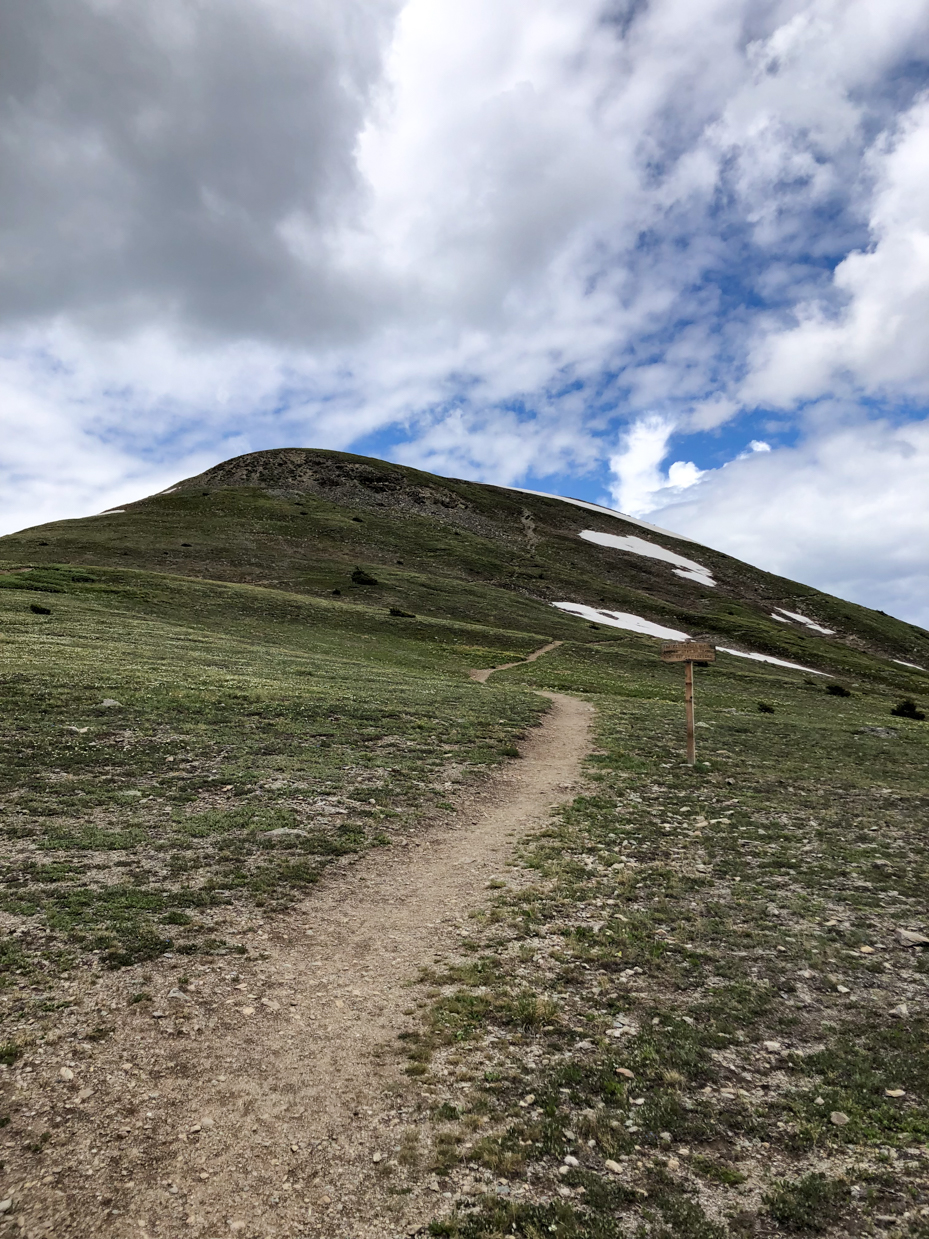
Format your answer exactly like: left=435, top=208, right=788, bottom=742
left=2, top=0, right=929, bottom=624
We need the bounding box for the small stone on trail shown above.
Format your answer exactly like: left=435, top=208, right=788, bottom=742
left=168, top=989, right=190, bottom=1002
left=0, top=1199, right=12, bottom=1214
left=762, top=1041, right=782, bottom=1052
left=890, top=1003, right=909, bottom=1017
left=886, top=1089, right=906, bottom=1098
left=372, top=1152, right=383, bottom=1163
left=604, top=1160, right=622, bottom=1174
left=859, top=945, right=875, bottom=954
left=59, top=1067, right=74, bottom=1081
left=563, top=1155, right=579, bottom=1167
left=241, top=1006, right=255, bottom=1016
left=897, top=929, right=929, bottom=947
left=77, top=1087, right=93, bottom=1102
left=830, top=1111, right=850, bottom=1126
left=519, top=1094, right=535, bottom=1107
left=260, top=998, right=280, bottom=1011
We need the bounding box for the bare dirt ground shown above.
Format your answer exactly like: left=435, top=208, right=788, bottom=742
left=1, top=667, right=592, bottom=1239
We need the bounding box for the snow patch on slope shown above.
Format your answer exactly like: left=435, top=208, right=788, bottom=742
left=580, top=530, right=716, bottom=587
left=773, top=608, right=835, bottom=635
left=552, top=603, right=830, bottom=675
left=552, top=602, right=688, bottom=640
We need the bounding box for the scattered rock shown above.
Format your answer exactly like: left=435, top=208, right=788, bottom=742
left=518, top=1094, right=535, bottom=1107
left=241, top=1006, right=255, bottom=1016
left=762, top=1041, right=782, bottom=1052
left=372, top=1153, right=383, bottom=1163
left=890, top=1003, right=909, bottom=1017
left=830, top=1111, right=850, bottom=1126
left=563, top=1155, right=579, bottom=1167
left=858, top=726, right=898, bottom=738
left=58, top=1067, right=74, bottom=1082
left=604, top=1160, right=622, bottom=1174
left=260, top=998, right=280, bottom=1011
left=99, top=699, right=121, bottom=708
left=886, top=1089, right=906, bottom=1098
left=167, top=988, right=190, bottom=1002
left=615, top=1067, right=635, bottom=1079
left=263, top=828, right=309, bottom=840
left=897, top=929, right=929, bottom=947
left=859, top=945, right=875, bottom=954
left=0, top=1199, right=12, bottom=1214
left=76, top=1087, right=93, bottom=1102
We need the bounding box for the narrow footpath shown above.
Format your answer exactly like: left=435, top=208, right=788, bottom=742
left=17, top=656, right=591, bottom=1239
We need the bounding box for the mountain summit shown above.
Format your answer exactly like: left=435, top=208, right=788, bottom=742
left=3, top=446, right=927, bottom=678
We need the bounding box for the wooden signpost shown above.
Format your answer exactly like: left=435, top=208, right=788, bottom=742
left=660, top=641, right=716, bottom=766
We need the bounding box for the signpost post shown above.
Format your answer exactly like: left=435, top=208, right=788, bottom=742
left=660, top=640, right=716, bottom=766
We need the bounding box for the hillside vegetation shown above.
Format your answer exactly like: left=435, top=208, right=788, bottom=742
left=0, top=448, right=927, bottom=1238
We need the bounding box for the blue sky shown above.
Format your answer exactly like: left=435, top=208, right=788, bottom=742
left=1, top=0, right=929, bottom=624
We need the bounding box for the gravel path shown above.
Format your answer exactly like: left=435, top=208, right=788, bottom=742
left=7, top=662, right=591, bottom=1239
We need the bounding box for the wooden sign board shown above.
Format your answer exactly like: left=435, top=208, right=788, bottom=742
left=661, top=641, right=716, bottom=663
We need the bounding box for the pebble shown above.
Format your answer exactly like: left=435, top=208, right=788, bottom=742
left=372, top=1153, right=383, bottom=1163
left=603, top=1160, right=622, bottom=1174
left=260, top=998, right=280, bottom=1011
left=167, top=989, right=190, bottom=1002
left=563, top=1155, right=579, bottom=1167
left=59, top=1067, right=74, bottom=1082
left=886, top=1089, right=906, bottom=1098
left=616, top=1067, right=635, bottom=1079
left=99, top=699, right=121, bottom=708
left=77, top=1088, right=93, bottom=1102
left=519, top=1094, right=535, bottom=1107
left=859, top=945, right=875, bottom=954
left=241, top=1006, right=255, bottom=1016
left=830, top=1111, right=850, bottom=1126
left=890, top=1003, right=909, bottom=1018
left=0, top=1200, right=11, bottom=1214
left=762, top=1041, right=782, bottom=1052
left=897, top=929, right=929, bottom=947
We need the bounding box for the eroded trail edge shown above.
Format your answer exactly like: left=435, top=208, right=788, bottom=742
left=31, top=688, right=592, bottom=1239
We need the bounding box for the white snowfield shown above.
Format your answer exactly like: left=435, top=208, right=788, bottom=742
left=551, top=602, right=831, bottom=676
left=772, top=608, right=835, bottom=636
left=503, top=487, right=699, bottom=544
left=552, top=602, right=689, bottom=641
left=894, top=659, right=927, bottom=671
left=579, top=530, right=716, bottom=588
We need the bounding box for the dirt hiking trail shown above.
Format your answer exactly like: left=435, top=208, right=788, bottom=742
left=12, top=664, right=593, bottom=1239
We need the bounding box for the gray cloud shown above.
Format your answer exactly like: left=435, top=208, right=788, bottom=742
left=0, top=0, right=399, bottom=340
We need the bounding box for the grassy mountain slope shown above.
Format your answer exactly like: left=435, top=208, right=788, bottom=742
left=2, top=448, right=927, bottom=686
left=0, top=448, right=927, bottom=1238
